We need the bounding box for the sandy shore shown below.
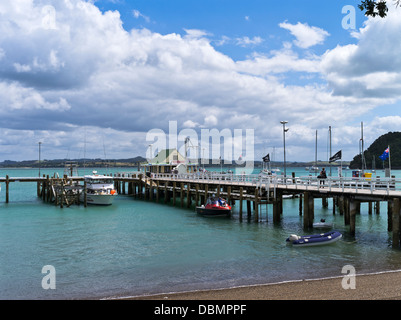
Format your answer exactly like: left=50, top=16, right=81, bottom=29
left=125, top=270, right=401, bottom=300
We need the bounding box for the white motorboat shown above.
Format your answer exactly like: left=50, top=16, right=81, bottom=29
left=307, top=166, right=319, bottom=173
left=80, top=171, right=117, bottom=205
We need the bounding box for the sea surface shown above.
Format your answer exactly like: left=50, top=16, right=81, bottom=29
left=1, top=166, right=401, bottom=299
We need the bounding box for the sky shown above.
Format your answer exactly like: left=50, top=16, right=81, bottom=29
left=1, top=0, right=401, bottom=164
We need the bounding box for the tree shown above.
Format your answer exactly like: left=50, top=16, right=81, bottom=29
left=358, top=0, right=401, bottom=18
left=358, top=0, right=388, bottom=17
left=349, top=132, right=401, bottom=169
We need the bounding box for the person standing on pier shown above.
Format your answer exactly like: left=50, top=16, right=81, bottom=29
left=318, top=168, right=327, bottom=185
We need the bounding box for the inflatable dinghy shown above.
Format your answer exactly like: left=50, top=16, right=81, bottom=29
left=286, top=231, right=342, bottom=247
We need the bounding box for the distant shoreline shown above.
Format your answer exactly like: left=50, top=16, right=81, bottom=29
left=0, top=160, right=351, bottom=169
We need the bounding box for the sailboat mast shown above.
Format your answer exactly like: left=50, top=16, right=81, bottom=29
left=315, top=130, right=317, bottom=168
left=360, top=122, right=366, bottom=173
left=329, top=126, right=332, bottom=177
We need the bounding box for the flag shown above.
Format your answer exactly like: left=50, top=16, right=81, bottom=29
left=379, top=147, right=389, bottom=160
left=262, top=153, right=270, bottom=162
left=329, top=150, right=342, bottom=163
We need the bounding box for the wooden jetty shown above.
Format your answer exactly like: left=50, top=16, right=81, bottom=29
left=2, top=171, right=401, bottom=248
left=112, top=171, right=401, bottom=248
left=0, top=174, right=84, bottom=208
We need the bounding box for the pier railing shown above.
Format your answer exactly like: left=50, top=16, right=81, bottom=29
left=135, top=172, right=401, bottom=196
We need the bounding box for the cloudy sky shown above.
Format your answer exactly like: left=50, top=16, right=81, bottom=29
left=1, top=0, right=401, bottom=163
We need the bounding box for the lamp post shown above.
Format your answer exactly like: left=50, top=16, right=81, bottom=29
left=148, top=144, right=153, bottom=163
left=280, top=121, right=288, bottom=177
left=38, top=142, right=42, bottom=177
left=202, top=147, right=206, bottom=171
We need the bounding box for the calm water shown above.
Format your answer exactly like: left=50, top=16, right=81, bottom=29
left=1, top=166, right=401, bottom=299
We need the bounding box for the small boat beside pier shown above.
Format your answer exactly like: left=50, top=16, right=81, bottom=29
left=313, top=219, right=333, bottom=229
left=80, top=171, right=117, bottom=206
left=286, top=231, right=342, bottom=247
left=196, top=196, right=231, bottom=217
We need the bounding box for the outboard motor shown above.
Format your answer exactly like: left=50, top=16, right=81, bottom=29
left=288, top=234, right=300, bottom=242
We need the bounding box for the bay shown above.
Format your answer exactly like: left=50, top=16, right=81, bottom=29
left=0, top=166, right=400, bottom=299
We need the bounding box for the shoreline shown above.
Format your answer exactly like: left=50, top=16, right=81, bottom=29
left=114, top=269, right=401, bottom=300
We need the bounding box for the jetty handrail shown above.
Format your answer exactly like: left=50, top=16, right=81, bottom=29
left=144, top=172, right=401, bottom=195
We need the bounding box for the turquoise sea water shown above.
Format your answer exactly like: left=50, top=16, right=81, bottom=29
left=1, top=166, right=401, bottom=299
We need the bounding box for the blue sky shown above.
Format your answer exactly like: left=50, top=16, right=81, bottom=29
left=0, top=0, right=401, bottom=164
left=95, top=0, right=361, bottom=59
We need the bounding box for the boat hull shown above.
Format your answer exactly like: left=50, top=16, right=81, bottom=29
left=286, top=231, right=342, bottom=247
left=80, top=193, right=117, bottom=206
left=196, top=207, right=231, bottom=217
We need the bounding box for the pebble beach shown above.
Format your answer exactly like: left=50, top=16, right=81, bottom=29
left=128, top=270, right=401, bottom=300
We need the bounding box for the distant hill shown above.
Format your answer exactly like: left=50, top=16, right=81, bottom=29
left=350, top=131, right=401, bottom=169
left=0, top=156, right=147, bottom=168
left=0, top=157, right=350, bottom=169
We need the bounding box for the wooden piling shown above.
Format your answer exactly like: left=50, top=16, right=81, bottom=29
left=149, top=179, right=153, bottom=201
left=195, top=184, right=199, bottom=206
left=5, top=175, right=9, bottom=203
left=299, top=193, right=303, bottom=216
left=164, top=182, right=168, bottom=204
left=339, top=196, right=344, bottom=215
left=303, top=192, right=314, bottom=229
left=375, top=201, right=380, bottom=214
left=180, top=182, right=184, bottom=207
left=254, top=188, right=259, bottom=222
left=37, top=179, right=41, bottom=197
left=42, top=175, right=46, bottom=201
left=278, top=191, right=283, bottom=216
left=392, top=198, right=401, bottom=248
left=60, top=180, right=64, bottom=209
left=350, top=199, right=357, bottom=236
left=239, top=187, right=243, bottom=220
left=186, top=183, right=191, bottom=208
left=388, top=200, right=393, bottom=232
left=173, top=181, right=176, bottom=206
left=322, top=197, right=328, bottom=208
left=156, top=180, right=160, bottom=203
left=344, top=197, right=350, bottom=225
left=84, top=180, right=87, bottom=207
left=247, top=200, right=251, bottom=219
left=273, top=198, right=280, bottom=223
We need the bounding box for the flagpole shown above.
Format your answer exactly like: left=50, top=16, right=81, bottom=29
left=388, top=145, right=391, bottom=176
left=329, top=126, right=332, bottom=177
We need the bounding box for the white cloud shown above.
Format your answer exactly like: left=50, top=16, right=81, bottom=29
left=133, top=9, right=150, bottom=23
left=320, top=7, right=401, bottom=100
left=183, top=29, right=211, bottom=39
left=183, top=120, right=199, bottom=128
left=371, top=116, right=401, bottom=130
left=0, top=82, right=70, bottom=112
left=236, top=49, right=321, bottom=75
left=279, top=21, right=330, bottom=48
left=0, top=0, right=399, bottom=162
left=235, top=36, right=263, bottom=47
